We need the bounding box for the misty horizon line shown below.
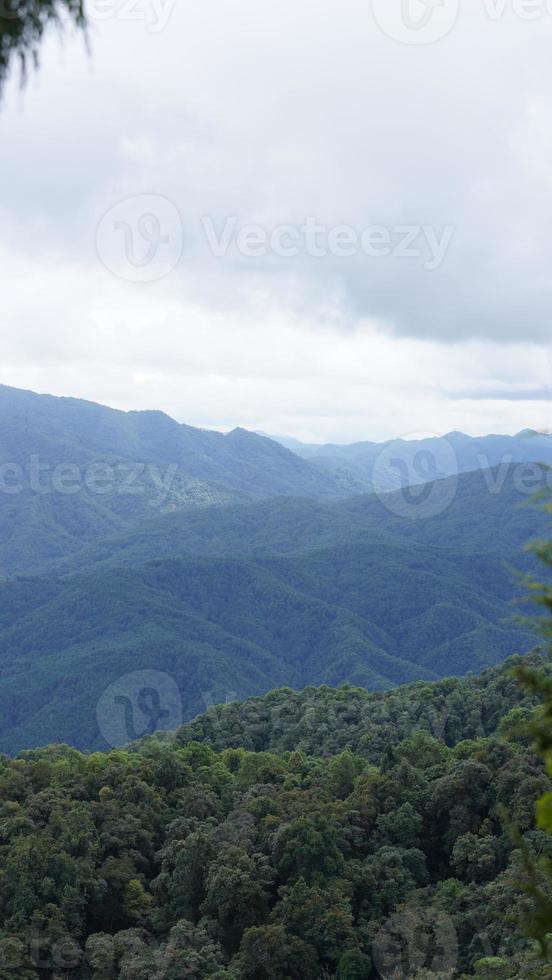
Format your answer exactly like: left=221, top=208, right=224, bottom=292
left=0, top=381, right=550, bottom=449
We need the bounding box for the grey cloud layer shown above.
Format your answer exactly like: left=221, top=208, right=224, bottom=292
left=1, top=2, right=552, bottom=343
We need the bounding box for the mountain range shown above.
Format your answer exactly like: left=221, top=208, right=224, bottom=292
left=1, top=384, right=552, bottom=578
left=264, top=427, right=552, bottom=493
left=0, top=384, right=550, bottom=754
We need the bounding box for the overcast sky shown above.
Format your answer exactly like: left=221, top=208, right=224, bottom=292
left=1, top=0, right=552, bottom=442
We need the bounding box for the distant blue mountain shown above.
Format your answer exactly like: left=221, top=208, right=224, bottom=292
left=0, top=385, right=550, bottom=755
left=264, top=428, right=552, bottom=492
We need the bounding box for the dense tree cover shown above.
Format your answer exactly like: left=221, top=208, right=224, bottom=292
left=0, top=673, right=551, bottom=979
left=0, top=546, right=536, bottom=754
left=1, top=468, right=546, bottom=755
left=511, top=516, right=552, bottom=960
left=53, top=462, right=551, bottom=578
left=175, top=653, right=552, bottom=761
left=0, top=386, right=354, bottom=582
left=0, top=385, right=550, bottom=581
left=0, top=1, right=85, bottom=90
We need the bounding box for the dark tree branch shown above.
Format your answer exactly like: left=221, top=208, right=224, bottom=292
left=0, top=0, right=86, bottom=91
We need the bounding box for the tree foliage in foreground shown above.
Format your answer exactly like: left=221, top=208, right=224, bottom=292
left=0, top=655, right=551, bottom=977
left=515, top=515, right=552, bottom=961
left=0, top=0, right=85, bottom=91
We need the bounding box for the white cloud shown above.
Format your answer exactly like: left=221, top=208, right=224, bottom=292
left=1, top=1, right=552, bottom=439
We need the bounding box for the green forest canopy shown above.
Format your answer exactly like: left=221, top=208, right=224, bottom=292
left=2, top=511, right=552, bottom=975
left=0, top=651, right=551, bottom=978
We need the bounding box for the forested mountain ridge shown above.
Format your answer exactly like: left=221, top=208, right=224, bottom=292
left=48, top=463, right=550, bottom=579
left=0, top=653, right=550, bottom=978
left=270, top=428, right=552, bottom=493
left=0, top=465, right=548, bottom=755
left=1, top=384, right=551, bottom=578
left=0, top=384, right=354, bottom=503
left=173, top=652, right=551, bottom=760
left=0, top=384, right=551, bottom=763
left=0, top=385, right=356, bottom=578
left=0, top=534, right=536, bottom=754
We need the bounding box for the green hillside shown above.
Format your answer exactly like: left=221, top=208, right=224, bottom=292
left=46, top=464, right=550, bottom=581
left=0, top=386, right=354, bottom=578
left=0, top=532, right=536, bottom=754
left=0, top=655, right=550, bottom=978
left=176, top=652, right=548, bottom=758
left=0, top=385, right=550, bottom=760
left=1, top=385, right=550, bottom=580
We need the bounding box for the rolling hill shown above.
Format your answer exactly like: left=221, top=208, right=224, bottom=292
left=0, top=385, right=550, bottom=756
left=0, top=468, right=544, bottom=754
left=1, top=384, right=551, bottom=578
left=47, top=463, right=551, bottom=579
left=0, top=385, right=357, bottom=577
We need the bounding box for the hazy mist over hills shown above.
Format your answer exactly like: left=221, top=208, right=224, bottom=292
left=262, top=428, right=552, bottom=493
left=0, top=385, right=549, bottom=754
